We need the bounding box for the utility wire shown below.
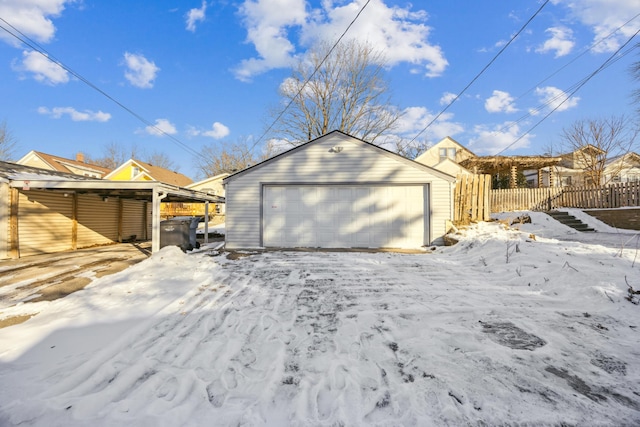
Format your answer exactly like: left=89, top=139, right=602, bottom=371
left=485, top=42, right=637, bottom=146
left=509, top=12, right=640, bottom=107
left=401, top=0, right=550, bottom=152
left=494, top=27, right=640, bottom=155
left=0, top=16, right=203, bottom=161
left=246, top=0, right=372, bottom=154
left=478, top=13, right=640, bottom=144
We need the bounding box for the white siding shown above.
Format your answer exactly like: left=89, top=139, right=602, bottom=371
left=225, top=133, right=454, bottom=249
left=18, top=190, right=73, bottom=256
left=77, top=194, right=119, bottom=247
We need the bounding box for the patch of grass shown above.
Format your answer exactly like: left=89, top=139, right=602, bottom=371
left=0, top=313, right=37, bottom=329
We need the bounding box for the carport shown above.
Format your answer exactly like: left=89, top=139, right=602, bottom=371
left=0, top=161, right=223, bottom=258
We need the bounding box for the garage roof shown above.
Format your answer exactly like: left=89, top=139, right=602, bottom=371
left=223, top=130, right=456, bottom=184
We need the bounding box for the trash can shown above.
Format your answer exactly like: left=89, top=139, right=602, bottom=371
left=160, top=217, right=202, bottom=251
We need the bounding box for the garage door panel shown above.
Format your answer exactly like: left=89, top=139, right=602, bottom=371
left=264, top=185, right=425, bottom=248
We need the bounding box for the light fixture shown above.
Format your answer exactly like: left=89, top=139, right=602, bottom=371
left=330, top=146, right=343, bottom=153
left=103, top=196, right=109, bottom=202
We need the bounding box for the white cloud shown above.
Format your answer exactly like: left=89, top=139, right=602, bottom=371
left=302, top=1, right=448, bottom=77
left=439, top=92, right=457, bottom=106
left=485, top=90, right=518, bottom=113
left=553, top=0, right=639, bottom=53
left=531, top=86, right=580, bottom=114
left=123, top=52, right=160, bottom=89
left=15, top=50, right=69, bottom=84
left=234, top=0, right=307, bottom=81
left=141, top=119, right=177, bottom=136
left=38, top=106, right=111, bottom=122
left=185, top=1, right=207, bottom=32
left=0, top=0, right=72, bottom=46
left=536, top=26, right=575, bottom=57
left=189, top=122, right=231, bottom=139
left=234, top=0, right=448, bottom=80
left=468, top=122, right=534, bottom=155
left=394, top=106, right=464, bottom=141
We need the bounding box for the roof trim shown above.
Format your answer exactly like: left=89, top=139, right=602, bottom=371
left=1, top=161, right=221, bottom=203
left=223, top=130, right=456, bottom=183
left=8, top=179, right=223, bottom=203
left=103, top=159, right=140, bottom=180
left=187, top=172, right=231, bottom=188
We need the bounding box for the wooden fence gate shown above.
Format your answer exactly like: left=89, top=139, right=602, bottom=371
left=454, top=174, right=491, bottom=225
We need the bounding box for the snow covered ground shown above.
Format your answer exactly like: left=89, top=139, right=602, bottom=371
left=0, top=212, right=639, bottom=426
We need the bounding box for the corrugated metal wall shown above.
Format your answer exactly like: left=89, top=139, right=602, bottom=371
left=0, top=183, right=9, bottom=259
left=77, top=194, right=119, bottom=247
left=18, top=190, right=74, bottom=256
left=15, top=190, right=151, bottom=258
left=122, top=199, right=147, bottom=241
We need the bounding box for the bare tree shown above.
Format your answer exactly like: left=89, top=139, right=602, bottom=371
left=145, top=151, right=176, bottom=170
left=85, top=142, right=139, bottom=169
left=86, top=142, right=176, bottom=170
left=631, top=42, right=640, bottom=114
left=195, top=137, right=270, bottom=178
left=560, top=115, right=638, bottom=186
left=0, top=120, right=18, bottom=161
left=272, top=39, right=401, bottom=145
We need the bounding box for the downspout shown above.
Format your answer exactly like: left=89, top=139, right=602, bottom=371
left=152, top=188, right=168, bottom=253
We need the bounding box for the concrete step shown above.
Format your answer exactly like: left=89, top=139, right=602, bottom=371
left=546, top=210, right=595, bottom=232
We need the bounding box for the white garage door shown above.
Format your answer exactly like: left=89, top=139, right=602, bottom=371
left=263, top=185, right=427, bottom=248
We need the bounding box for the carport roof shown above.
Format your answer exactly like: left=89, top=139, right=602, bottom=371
left=0, top=161, right=223, bottom=203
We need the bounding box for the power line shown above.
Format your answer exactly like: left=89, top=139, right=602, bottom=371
left=246, top=0, right=372, bottom=154
left=482, top=42, right=637, bottom=147
left=0, top=16, right=204, bottom=161
left=401, top=0, right=550, bottom=152
left=494, top=27, right=640, bottom=155
left=480, top=13, right=640, bottom=142
left=509, top=12, right=640, bottom=108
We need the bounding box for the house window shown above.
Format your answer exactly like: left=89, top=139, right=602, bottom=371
left=439, top=147, right=457, bottom=162
left=131, top=166, right=140, bottom=179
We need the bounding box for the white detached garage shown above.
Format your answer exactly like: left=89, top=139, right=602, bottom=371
left=223, top=131, right=456, bottom=250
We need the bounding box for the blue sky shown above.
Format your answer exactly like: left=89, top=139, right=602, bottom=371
left=0, top=0, right=639, bottom=179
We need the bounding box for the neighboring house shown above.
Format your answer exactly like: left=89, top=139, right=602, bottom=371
left=555, top=144, right=607, bottom=187
left=414, top=136, right=475, bottom=175
left=186, top=173, right=229, bottom=218
left=527, top=147, right=640, bottom=187
left=524, top=166, right=576, bottom=188
left=223, top=130, right=456, bottom=250
left=105, top=159, right=193, bottom=187
left=604, top=152, right=640, bottom=183
left=105, top=159, right=195, bottom=219
left=187, top=172, right=229, bottom=196
left=16, top=150, right=111, bottom=179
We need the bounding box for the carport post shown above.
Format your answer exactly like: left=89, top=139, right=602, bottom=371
left=204, top=201, right=209, bottom=244
left=152, top=189, right=167, bottom=253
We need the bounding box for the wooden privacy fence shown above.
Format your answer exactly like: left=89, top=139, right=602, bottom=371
left=454, top=174, right=491, bottom=224
left=490, top=181, right=640, bottom=212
